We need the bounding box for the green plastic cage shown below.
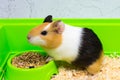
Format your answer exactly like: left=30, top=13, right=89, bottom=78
left=0, top=18, right=120, bottom=80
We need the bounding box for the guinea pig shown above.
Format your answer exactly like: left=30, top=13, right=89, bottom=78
left=27, top=15, right=104, bottom=74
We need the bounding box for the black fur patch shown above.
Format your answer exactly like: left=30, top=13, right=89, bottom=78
left=43, top=15, right=53, bottom=23
left=72, top=28, right=103, bottom=68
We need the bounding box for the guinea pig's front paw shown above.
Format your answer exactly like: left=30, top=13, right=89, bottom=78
left=45, top=56, right=54, bottom=63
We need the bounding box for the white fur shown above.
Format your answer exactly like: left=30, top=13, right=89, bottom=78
left=29, top=36, right=46, bottom=46
left=45, top=24, right=83, bottom=63
left=43, top=23, right=51, bottom=30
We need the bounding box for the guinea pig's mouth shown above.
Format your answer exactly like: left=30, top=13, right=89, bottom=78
left=28, top=36, right=46, bottom=46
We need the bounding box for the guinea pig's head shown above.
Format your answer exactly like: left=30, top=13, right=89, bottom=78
left=27, top=15, right=65, bottom=49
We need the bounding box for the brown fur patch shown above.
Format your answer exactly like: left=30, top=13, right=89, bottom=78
left=87, top=51, right=104, bottom=74
left=28, top=23, right=50, bottom=36
left=41, top=22, right=62, bottom=49
left=28, top=22, right=62, bottom=49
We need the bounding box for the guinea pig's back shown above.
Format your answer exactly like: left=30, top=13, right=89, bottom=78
left=72, top=28, right=103, bottom=68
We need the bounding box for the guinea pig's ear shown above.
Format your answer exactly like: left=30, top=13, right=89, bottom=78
left=43, top=15, right=53, bottom=23
left=52, top=20, right=65, bottom=34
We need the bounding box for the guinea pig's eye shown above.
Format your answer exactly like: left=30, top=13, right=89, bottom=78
left=41, top=31, right=47, bottom=36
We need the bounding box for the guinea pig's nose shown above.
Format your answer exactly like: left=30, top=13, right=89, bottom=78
left=27, top=35, right=31, bottom=40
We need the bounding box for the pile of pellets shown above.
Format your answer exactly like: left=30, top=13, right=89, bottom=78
left=12, top=52, right=48, bottom=69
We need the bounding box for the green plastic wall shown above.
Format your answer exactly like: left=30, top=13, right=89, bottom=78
left=4, top=25, right=41, bottom=51
left=0, top=26, right=9, bottom=79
